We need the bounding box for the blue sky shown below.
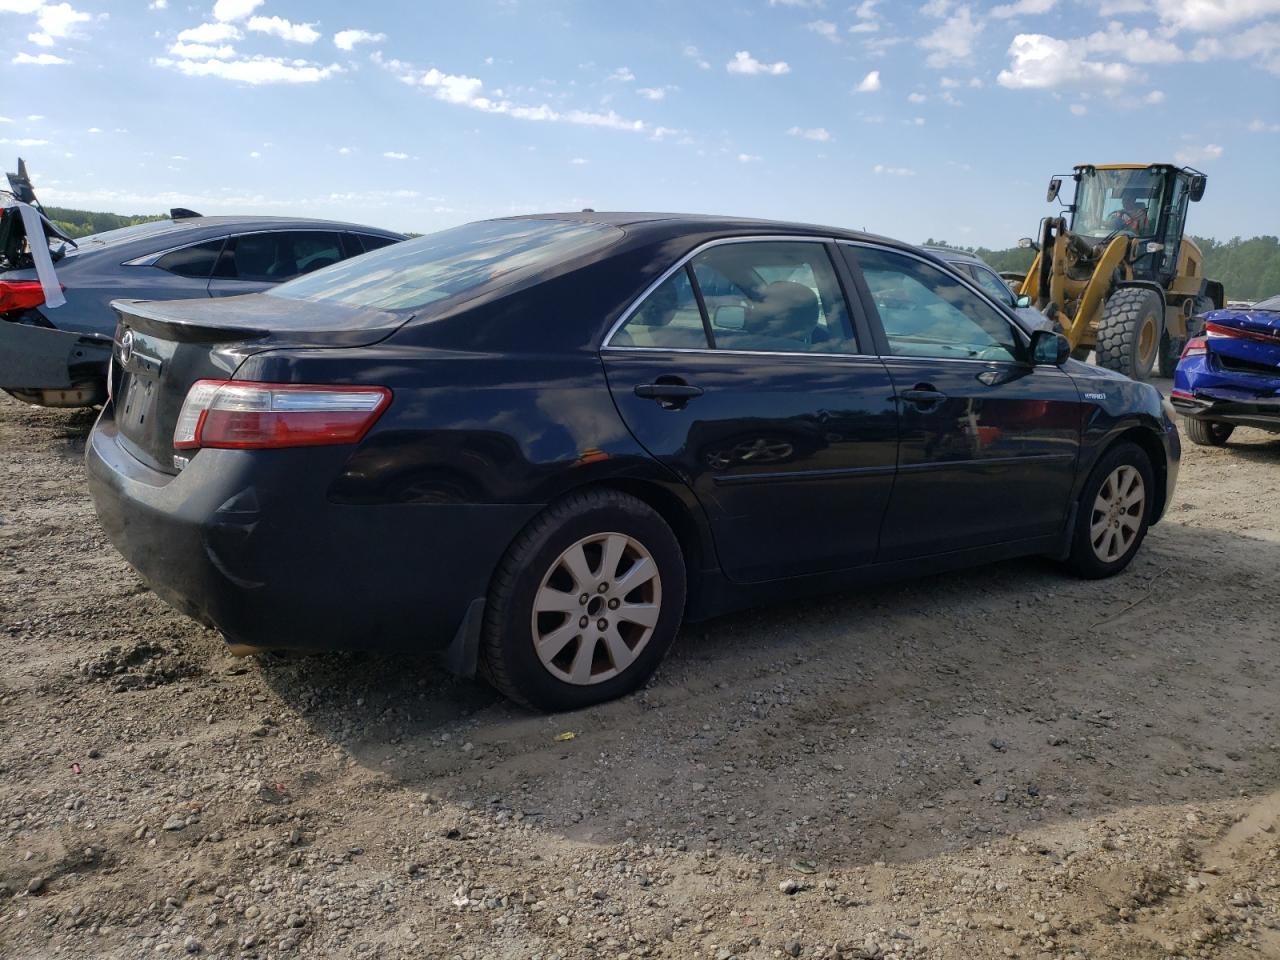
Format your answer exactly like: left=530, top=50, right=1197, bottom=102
left=1, top=0, right=1277, bottom=248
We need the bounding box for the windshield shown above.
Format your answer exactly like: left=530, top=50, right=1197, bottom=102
left=1071, top=168, right=1165, bottom=239
left=269, top=218, right=623, bottom=311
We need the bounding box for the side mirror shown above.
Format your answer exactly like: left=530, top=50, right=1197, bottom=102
left=1188, top=175, right=1206, bottom=202
left=713, top=305, right=746, bottom=330
left=1031, top=329, right=1071, bottom=366
left=1046, top=177, right=1062, bottom=203
left=1018, top=236, right=1040, bottom=252
left=1016, top=295, right=1032, bottom=308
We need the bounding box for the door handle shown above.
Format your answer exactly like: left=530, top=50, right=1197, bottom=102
left=635, top=382, right=704, bottom=405
left=899, top=386, right=947, bottom=405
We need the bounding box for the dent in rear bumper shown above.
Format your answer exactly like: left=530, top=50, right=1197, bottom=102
left=86, top=412, right=540, bottom=652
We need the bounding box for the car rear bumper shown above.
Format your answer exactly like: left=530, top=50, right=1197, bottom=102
left=0, top=315, right=111, bottom=391
left=1171, top=356, right=1280, bottom=433
left=1170, top=390, right=1280, bottom=433
left=85, top=405, right=539, bottom=654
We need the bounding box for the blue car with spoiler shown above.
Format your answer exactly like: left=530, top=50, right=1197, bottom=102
left=1171, top=293, right=1280, bottom=446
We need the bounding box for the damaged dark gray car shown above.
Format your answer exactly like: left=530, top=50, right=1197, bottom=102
left=1, top=159, right=405, bottom=407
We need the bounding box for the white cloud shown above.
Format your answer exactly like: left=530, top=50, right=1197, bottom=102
left=873, top=163, right=915, bottom=175
left=337, top=146, right=353, bottom=154
left=608, top=66, right=635, bottom=82
left=212, top=0, right=262, bottom=22
left=683, top=44, right=711, bottom=69
left=1085, top=21, right=1184, bottom=62
left=990, top=0, right=1058, bottom=18
left=85, top=126, right=100, bottom=133
left=787, top=125, right=832, bottom=140
left=570, top=157, right=588, bottom=164
left=33, top=2, right=89, bottom=39
left=0, top=116, right=11, bottom=123
left=997, top=33, right=1139, bottom=88
left=907, top=91, right=927, bottom=102
left=737, top=153, right=762, bottom=163
left=637, top=85, right=674, bottom=100
left=1248, top=117, right=1280, bottom=131
left=1146, top=88, right=1166, bottom=102
left=1155, top=0, right=1280, bottom=32
left=768, top=0, right=824, bottom=6
left=333, top=29, right=385, bottom=51
left=248, top=150, right=260, bottom=158
left=727, top=50, right=791, bottom=75
left=1070, top=103, right=1088, bottom=114
left=855, top=69, right=881, bottom=91
left=919, top=5, right=982, bottom=67
left=149, top=0, right=167, bottom=8
left=169, top=41, right=236, bottom=59
left=13, top=51, right=67, bottom=64
left=0, top=136, right=51, bottom=145
left=0, top=0, right=43, bottom=12
left=807, top=19, right=840, bottom=41
left=247, top=16, right=319, bottom=44
left=178, top=22, right=240, bottom=43
left=383, top=151, right=409, bottom=160
left=922, top=0, right=953, bottom=16
left=1189, top=20, right=1280, bottom=73
left=156, top=54, right=344, bottom=84
left=1175, top=142, right=1224, bottom=164
left=378, top=55, right=651, bottom=133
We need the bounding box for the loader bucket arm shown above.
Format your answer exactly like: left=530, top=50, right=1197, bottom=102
left=1065, top=234, right=1129, bottom=347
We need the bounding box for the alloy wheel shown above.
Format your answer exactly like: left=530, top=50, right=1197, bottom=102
left=1090, top=465, right=1146, bottom=563
left=530, top=532, right=662, bottom=685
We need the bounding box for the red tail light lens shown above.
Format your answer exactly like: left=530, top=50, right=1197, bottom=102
left=0, top=279, right=47, bottom=312
left=173, top=380, right=391, bottom=451
left=1205, top=320, right=1280, bottom=345
left=1180, top=336, right=1207, bottom=359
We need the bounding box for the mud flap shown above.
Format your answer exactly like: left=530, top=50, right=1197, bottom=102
left=444, top=597, right=486, bottom=678
left=0, top=318, right=110, bottom=389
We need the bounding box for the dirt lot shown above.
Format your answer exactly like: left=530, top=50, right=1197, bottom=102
left=1, top=391, right=1278, bottom=960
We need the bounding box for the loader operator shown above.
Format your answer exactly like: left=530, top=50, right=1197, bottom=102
left=1108, top=192, right=1149, bottom=235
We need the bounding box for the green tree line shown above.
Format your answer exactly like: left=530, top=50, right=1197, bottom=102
left=925, top=235, right=1280, bottom=302
left=42, top=206, right=165, bottom=239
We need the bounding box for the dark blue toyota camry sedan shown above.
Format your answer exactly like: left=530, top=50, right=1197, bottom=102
left=86, top=213, right=1180, bottom=710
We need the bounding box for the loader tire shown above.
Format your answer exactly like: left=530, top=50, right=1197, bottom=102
left=1157, top=331, right=1184, bottom=379
left=1096, top=287, right=1163, bottom=381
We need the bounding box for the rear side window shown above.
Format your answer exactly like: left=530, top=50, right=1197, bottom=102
left=357, top=233, right=399, bottom=253
left=154, top=239, right=225, bottom=279
left=268, top=218, right=623, bottom=310
left=215, top=231, right=344, bottom=282
left=970, top=264, right=1017, bottom=308
left=612, top=268, right=709, bottom=349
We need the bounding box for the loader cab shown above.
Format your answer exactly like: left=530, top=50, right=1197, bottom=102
left=1064, top=164, right=1205, bottom=286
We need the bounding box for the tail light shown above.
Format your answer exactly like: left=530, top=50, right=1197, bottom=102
left=1205, top=320, right=1280, bottom=345
left=0, top=279, right=47, bottom=312
left=1180, top=336, right=1207, bottom=359
left=173, top=380, right=391, bottom=451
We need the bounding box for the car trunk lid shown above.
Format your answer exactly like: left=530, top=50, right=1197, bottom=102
left=110, top=294, right=408, bottom=475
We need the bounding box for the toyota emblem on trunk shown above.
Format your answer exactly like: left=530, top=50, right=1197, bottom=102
left=119, top=330, right=134, bottom=366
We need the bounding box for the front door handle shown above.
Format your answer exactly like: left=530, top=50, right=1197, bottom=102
left=899, top=386, right=947, bottom=406
left=635, top=382, right=704, bottom=408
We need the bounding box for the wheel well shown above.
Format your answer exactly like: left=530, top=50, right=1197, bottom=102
left=1112, top=426, right=1168, bottom=521
left=591, top=477, right=708, bottom=584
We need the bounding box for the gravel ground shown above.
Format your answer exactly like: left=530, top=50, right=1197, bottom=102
left=1, top=389, right=1278, bottom=960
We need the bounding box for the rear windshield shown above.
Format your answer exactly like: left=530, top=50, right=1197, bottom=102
left=267, top=218, right=623, bottom=311
left=71, top=220, right=188, bottom=248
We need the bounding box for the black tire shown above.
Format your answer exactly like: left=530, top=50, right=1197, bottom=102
left=1188, top=295, right=1215, bottom=339
left=1096, top=288, right=1163, bottom=381
left=1184, top=417, right=1234, bottom=447
left=1065, top=441, right=1155, bottom=579
left=479, top=489, right=686, bottom=711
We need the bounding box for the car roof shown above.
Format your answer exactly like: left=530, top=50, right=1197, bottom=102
left=922, top=244, right=985, bottom=265
left=165, top=215, right=403, bottom=234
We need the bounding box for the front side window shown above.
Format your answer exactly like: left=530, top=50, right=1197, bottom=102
left=154, top=238, right=225, bottom=279
left=854, top=246, right=1021, bottom=362
left=690, top=242, right=855, bottom=354
left=611, top=267, right=709, bottom=349
left=970, top=264, right=1017, bottom=308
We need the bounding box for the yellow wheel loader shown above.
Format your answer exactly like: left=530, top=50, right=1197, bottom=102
left=1017, top=164, right=1225, bottom=380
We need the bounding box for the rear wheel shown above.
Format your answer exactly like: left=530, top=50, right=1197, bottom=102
left=480, top=489, right=686, bottom=711
left=1157, top=329, right=1185, bottom=379
left=1066, top=441, right=1154, bottom=579
left=1184, top=417, right=1234, bottom=447
left=1096, top=288, right=1163, bottom=380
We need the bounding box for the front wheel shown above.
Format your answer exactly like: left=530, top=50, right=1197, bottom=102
left=1066, top=442, right=1155, bottom=579
left=1184, top=418, right=1234, bottom=447
left=1096, top=288, right=1163, bottom=380
left=480, top=489, right=686, bottom=711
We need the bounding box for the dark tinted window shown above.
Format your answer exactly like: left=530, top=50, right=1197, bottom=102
left=613, top=267, right=708, bottom=349
left=154, top=239, right=225, bottom=279
left=269, top=219, right=622, bottom=310
left=357, top=233, right=399, bottom=253
left=214, top=231, right=344, bottom=282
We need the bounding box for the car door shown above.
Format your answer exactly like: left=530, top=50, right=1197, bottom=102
left=841, top=242, right=1082, bottom=561
left=601, top=238, right=899, bottom=582
left=207, top=230, right=344, bottom=297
